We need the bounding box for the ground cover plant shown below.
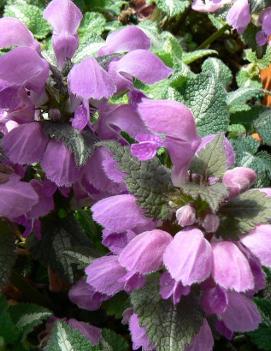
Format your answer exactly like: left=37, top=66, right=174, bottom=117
left=1, top=0, right=271, bottom=350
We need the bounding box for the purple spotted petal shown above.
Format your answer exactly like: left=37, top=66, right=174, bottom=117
left=137, top=99, right=200, bottom=185
left=0, top=47, right=49, bottom=92
left=226, top=0, right=251, bottom=33
left=129, top=313, right=155, bottom=351
left=81, top=148, right=126, bottom=195
left=102, top=229, right=136, bottom=254
left=52, top=33, right=79, bottom=68
left=118, top=229, right=172, bottom=274
left=160, top=272, right=190, bottom=305
left=186, top=319, right=214, bottom=351
left=0, top=175, right=38, bottom=219
left=0, top=17, right=40, bottom=51
left=2, top=122, right=48, bottom=165
left=68, top=279, right=108, bottom=311
left=71, top=103, right=89, bottom=130
left=201, top=286, right=228, bottom=315
left=96, top=103, right=148, bottom=140
left=98, top=26, right=151, bottom=56
left=41, top=140, right=80, bottom=187
left=68, top=319, right=101, bottom=346
left=108, top=50, right=172, bottom=91
left=44, top=0, right=82, bottom=34
left=85, top=255, right=126, bottom=296
left=212, top=241, right=254, bottom=292
left=241, top=224, right=271, bottom=268
left=163, top=228, right=213, bottom=286
left=91, top=194, right=152, bottom=233
left=28, top=179, right=56, bottom=218
left=68, top=57, right=116, bottom=100
left=220, top=291, right=261, bottom=332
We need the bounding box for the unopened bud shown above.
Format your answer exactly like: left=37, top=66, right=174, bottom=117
left=202, top=214, right=220, bottom=233
left=223, top=167, right=257, bottom=198
left=176, top=204, right=196, bottom=227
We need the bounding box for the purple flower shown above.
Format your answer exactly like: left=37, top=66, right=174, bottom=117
left=0, top=17, right=40, bottom=52
left=131, top=134, right=164, bottom=161
left=160, top=272, right=190, bottom=305
left=226, top=0, right=251, bottom=34
left=201, top=285, right=228, bottom=315
left=98, top=25, right=151, bottom=56
left=257, top=7, right=271, bottom=46
left=219, top=291, right=261, bottom=332
left=118, top=229, right=172, bottom=274
left=41, top=140, right=80, bottom=187
left=202, top=214, right=220, bottom=233
left=222, top=167, right=257, bottom=198
left=2, top=122, right=48, bottom=165
left=129, top=313, right=155, bottom=351
left=69, top=279, right=108, bottom=311
left=176, top=204, right=196, bottom=227
left=241, top=224, right=271, bottom=267
left=85, top=255, right=126, bottom=296
left=44, top=0, right=82, bottom=68
left=192, top=0, right=227, bottom=12
left=137, top=99, right=200, bottom=185
left=186, top=319, right=214, bottom=351
left=91, top=194, right=152, bottom=234
left=68, top=57, right=116, bottom=100
left=0, top=174, right=38, bottom=219
left=212, top=241, right=254, bottom=292
left=163, top=228, right=213, bottom=286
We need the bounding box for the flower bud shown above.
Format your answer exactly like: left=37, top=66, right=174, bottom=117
left=176, top=204, right=196, bottom=227
left=202, top=214, right=220, bottom=233
left=223, top=167, right=257, bottom=198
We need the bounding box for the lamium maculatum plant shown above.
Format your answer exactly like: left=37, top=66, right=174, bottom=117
left=0, top=0, right=271, bottom=350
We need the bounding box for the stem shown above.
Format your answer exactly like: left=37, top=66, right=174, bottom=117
left=198, top=24, right=230, bottom=49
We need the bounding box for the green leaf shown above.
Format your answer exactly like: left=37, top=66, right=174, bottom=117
left=227, top=87, right=263, bottom=113
left=0, top=294, right=20, bottom=343
left=0, top=220, right=16, bottom=288
left=103, top=293, right=130, bottom=319
left=231, top=136, right=260, bottom=161
left=202, top=57, right=232, bottom=87
left=183, top=50, right=217, bottom=65
left=249, top=0, right=271, bottom=13
left=131, top=275, right=203, bottom=351
left=79, top=12, right=106, bottom=40
left=227, top=124, right=246, bottom=138
left=230, top=106, right=266, bottom=130
left=181, top=72, right=230, bottom=135
left=42, top=122, right=98, bottom=167
left=100, top=141, right=174, bottom=220
left=102, top=329, right=129, bottom=351
left=249, top=325, right=271, bottom=351
left=217, top=189, right=271, bottom=239
left=73, top=35, right=105, bottom=63
left=155, top=0, right=190, bottom=17
left=4, top=1, right=50, bottom=39
left=28, top=215, right=92, bottom=283
left=190, top=134, right=227, bottom=179
left=45, top=321, right=95, bottom=351
left=245, top=46, right=271, bottom=70
left=9, top=303, right=52, bottom=339
left=63, top=247, right=98, bottom=270
left=181, top=183, right=228, bottom=212
left=254, top=108, right=271, bottom=145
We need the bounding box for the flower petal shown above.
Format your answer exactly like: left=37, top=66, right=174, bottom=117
left=212, top=241, right=254, bottom=292
left=163, top=228, right=213, bottom=286
left=68, top=57, right=116, bottom=100
left=186, top=319, right=214, bottom=351
left=119, top=229, right=172, bottom=274
left=98, top=25, right=151, bottom=56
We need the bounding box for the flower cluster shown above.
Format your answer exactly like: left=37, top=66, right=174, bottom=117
left=80, top=100, right=271, bottom=350
left=0, top=0, right=171, bottom=238
left=192, top=0, right=271, bottom=46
